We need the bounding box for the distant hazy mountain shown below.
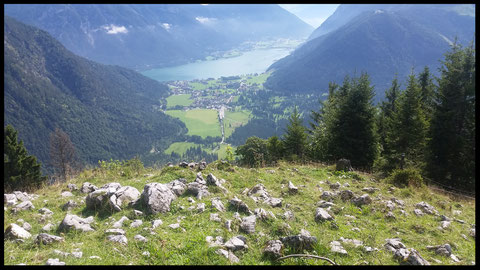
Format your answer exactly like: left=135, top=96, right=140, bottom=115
left=4, top=16, right=187, bottom=170
left=265, top=4, right=475, bottom=101
left=4, top=4, right=313, bottom=71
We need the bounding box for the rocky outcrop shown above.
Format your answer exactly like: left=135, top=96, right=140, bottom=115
left=86, top=183, right=140, bottom=212
left=141, top=183, right=176, bottom=214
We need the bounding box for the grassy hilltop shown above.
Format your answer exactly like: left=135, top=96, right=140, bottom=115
left=4, top=161, right=475, bottom=265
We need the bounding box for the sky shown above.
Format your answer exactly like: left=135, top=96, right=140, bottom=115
left=279, top=4, right=340, bottom=28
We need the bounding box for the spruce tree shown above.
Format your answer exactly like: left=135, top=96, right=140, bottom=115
left=428, top=40, right=475, bottom=190
left=4, top=124, right=47, bottom=192
left=282, top=106, right=307, bottom=160
left=418, top=66, right=435, bottom=120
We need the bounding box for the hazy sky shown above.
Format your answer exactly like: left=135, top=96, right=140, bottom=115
left=280, top=4, right=340, bottom=28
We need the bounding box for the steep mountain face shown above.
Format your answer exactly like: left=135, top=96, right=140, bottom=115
left=265, top=4, right=475, bottom=101
left=4, top=4, right=313, bottom=71
left=4, top=16, right=187, bottom=170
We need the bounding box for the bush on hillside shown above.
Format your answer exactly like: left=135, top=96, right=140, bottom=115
left=387, top=168, right=424, bottom=188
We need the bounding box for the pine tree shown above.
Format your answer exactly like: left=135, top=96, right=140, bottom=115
left=427, top=40, right=475, bottom=190
left=282, top=106, right=307, bottom=160
left=418, top=66, right=435, bottom=120
left=4, top=124, right=47, bottom=192
left=266, top=136, right=283, bottom=164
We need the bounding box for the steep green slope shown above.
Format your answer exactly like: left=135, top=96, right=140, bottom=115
left=3, top=161, right=475, bottom=265
left=4, top=16, right=187, bottom=170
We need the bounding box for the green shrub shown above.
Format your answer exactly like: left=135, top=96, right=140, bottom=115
left=387, top=168, right=424, bottom=188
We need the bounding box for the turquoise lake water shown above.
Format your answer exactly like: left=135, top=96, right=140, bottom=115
left=141, top=47, right=292, bottom=82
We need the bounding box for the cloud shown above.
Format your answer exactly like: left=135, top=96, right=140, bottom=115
left=103, top=24, right=128, bottom=34
left=161, top=23, right=171, bottom=31
left=195, top=16, right=217, bottom=24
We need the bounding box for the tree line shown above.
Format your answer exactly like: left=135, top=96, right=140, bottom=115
left=235, top=40, right=475, bottom=192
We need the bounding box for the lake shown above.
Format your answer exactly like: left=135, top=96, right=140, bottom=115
left=141, top=47, right=293, bottom=82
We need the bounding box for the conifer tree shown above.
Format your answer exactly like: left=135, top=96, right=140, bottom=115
left=4, top=124, right=47, bottom=192
left=418, top=66, right=435, bottom=120
left=282, top=106, right=307, bottom=160
left=427, top=40, right=475, bottom=190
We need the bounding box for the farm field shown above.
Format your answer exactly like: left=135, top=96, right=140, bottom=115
left=224, top=110, right=252, bottom=138
left=164, top=141, right=234, bottom=160
left=166, top=94, right=193, bottom=108
left=165, top=109, right=221, bottom=138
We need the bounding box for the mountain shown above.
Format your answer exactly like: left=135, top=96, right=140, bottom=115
left=4, top=4, right=313, bottom=71
left=265, top=4, right=475, bottom=101
left=4, top=16, right=187, bottom=171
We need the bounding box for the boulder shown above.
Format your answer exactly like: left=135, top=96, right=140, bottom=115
left=187, top=182, right=210, bottom=200
left=224, top=236, right=248, bottom=251
left=58, top=214, right=95, bottom=232
left=351, top=194, right=372, bottom=206
left=13, top=191, right=32, bottom=202
left=142, top=183, right=176, bottom=214
left=329, top=182, right=341, bottom=190
left=280, top=229, right=317, bottom=251
left=130, top=219, right=143, bottom=228
left=248, top=183, right=269, bottom=198
left=113, top=216, right=129, bottom=228
left=315, top=208, right=334, bottom=221
left=415, top=202, right=438, bottom=215
left=384, top=238, right=406, bottom=253
left=166, top=179, right=187, bottom=197
left=321, top=191, right=336, bottom=201
left=396, top=248, right=430, bottom=265
left=336, top=158, right=353, bottom=172
left=134, top=235, right=147, bottom=242
left=215, top=249, right=240, bottom=263
left=240, top=215, right=257, bottom=234
left=12, top=200, right=34, bottom=213
left=230, top=197, right=251, bottom=214
left=413, top=209, right=424, bottom=216
left=288, top=181, right=298, bottom=193
left=105, top=229, right=126, bottom=235
left=330, top=241, right=348, bottom=255
left=283, top=210, right=294, bottom=220
left=109, top=186, right=141, bottom=212
left=211, top=198, right=226, bottom=212
left=80, top=182, right=98, bottom=193
left=339, top=190, right=355, bottom=201
left=46, top=258, right=65, bottom=265
left=198, top=161, right=207, bottom=171
left=4, top=223, right=31, bottom=240
left=151, top=219, right=163, bottom=229
left=22, top=222, right=32, bottom=231
left=62, top=200, right=78, bottom=211
left=196, top=203, right=206, bottom=213
left=179, top=161, right=189, bottom=168
left=107, top=235, right=128, bottom=245
left=67, top=183, right=78, bottom=191
left=4, top=194, right=18, bottom=206
left=265, top=197, right=282, bottom=208
left=42, top=223, right=55, bottom=232
left=263, top=240, right=283, bottom=258
left=206, top=236, right=225, bottom=247
left=210, top=213, right=222, bottom=222
left=362, top=187, right=379, bottom=194
left=254, top=208, right=276, bottom=221
left=61, top=191, right=74, bottom=197
left=39, top=207, right=54, bottom=216
left=35, top=233, right=64, bottom=245
left=426, top=244, right=452, bottom=257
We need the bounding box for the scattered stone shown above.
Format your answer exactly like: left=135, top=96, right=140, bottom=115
left=415, top=202, right=438, bottom=215
left=413, top=209, right=424, bottom=216
left=142, top=183, right=177, bottom=214
left=35, top=233, right=64, bottom=245
left=22, top=222, right=32, bottom=231
left=211, top=198, right=226, bottom=212
left=134, top=235, right=147, bottom=242
left=351, top=194, right=372, bottom=206
left=288, top=181, right=298, bottom=193
left=142, top=251, right=150, bottom=257
left=384, top=238, right=406, bottom=253
left=13, top=191, right=32, bottom=202
left=240, top=215, right=257, bottom=234
left=330, top=241, right=348, bottom=255
left=107, top=234, right=128, bottom=245
left=62, top=200, right=78, bottom=211
left=166, top=178, right=187, bottom=197
left=133, top=210, right=144, bottom=217
left=89, top=256, right=101, bottom=259
left=283, top=210, right=294, bottom=220
left=169, top=223, right=180, bottom=229
left=210, top=213, right=222, bottom=222
left=426, top=244, right=452, bottom=257
left=469, top=228, right=475, bottom=238
left=61, top=191, right=74, bottom=197
left=339, top=190, right=355, bottom=201
left=5, top=193, right=18, bottom=206
left=46, top=258, right=65, bottom=265
left=206, top=236, right=225, bottom=247
left=152, top=219, right=163, bottom=229
left=196, top=203, right=206, bottom=213
left=12, top=200, right=35, bottom=213
left=339, top=237, right=363, bottom=247
left=80, top=182, right=98, bottom=193
left=5, top=223, right=32, bottom=240
left=113, top=216, right=129, bottom=228
left=439, top=221, right=451, bottom=230
left=265, top=197, right=282, bottom=207
left=186, top=181, right=210, bottom=200
left=39, top=207, right=54, bottom=216
left=215, top=249, right=239, bottom=263
left=130, top=219, right=143, bottom=228
left=336, top=158, right=353, bottom=172
left=329, top=182, right=341, bottom=190
left=362, top=187, right=379, bottom=194
left=225, top=220, right=232, bottom=231
left=343, top=183, right=350, bottom=187
left=454, top=218, right=466, bottom=224
left=263, top=240, right=283, bottom=258
left=230, top=197, right=251, bottom=214
left=280, top=229, right=317, bottom=251
left=42, top=223, right=55, bottom=232
left=179, top=161, right=189, bottom=168
left=452, top=210, right=462, bottom=216
left=254, top=208, right=276, bottom=221
left=105, top=229, right=126, bottom=235
left=351, top=227, right=361, bottom=232
left=224, top=236, right=248, bottom=251
left=321, top=191, right=336, bottom=201
left=59, top=214, right=95, bottom=232
left=401, top=249, right=430, bottom=265
left=385, top=211, right=396, bottom=220
left=315, top=207, right=333, bottom=221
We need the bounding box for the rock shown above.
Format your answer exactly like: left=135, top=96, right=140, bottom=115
left=283, top=210, right=294, bottom=220
left=188, top=162, right=196, bottom=169
left=186, top=181, right=210, bottom=200
left=225, top=220, right=232, bottom=231
left=224, top=236, right=247, bottom=251
left=142, top=251, right=150, bottom=257
left=89, top=256, right=101, bottom=259
left=339, top=237, right=363, bottom=247
left=385, top=200, right=396, bottom=211
left=426, top=244, right=452, bottom=256
left=330, top=241, right=348, bottom=255
left=352, top=227, right=361, bottom=232
left=215, top=249, right=239, bottom=263
left=351, top=194, right=372, bottom=206
left=210, top=213, right=222, bottom=222
left=169, top=223, right=180, bottom=229
left=280, top=229, right=317, bottom=251
left=317, top=200, right=336, bottom=208
left=384, top=238, right=406, bottom=252
left=469, top=228, right=475, bottom=238
left=362, top=187, right=379, bottom=194
left=230, top=197, right=251, bottom=214
left=39, top=207, right=54, bottom=216
left=385, top=211, right=396, bottom=220
left=4, top=193, right=18, bottom=206
left=452, top=210, right=462, bottom=216
left=5, top=223, right=31, bottom=240
left=179, top=161, right=189, bottom=168
left=206, top=173, right=220, bottom=186
left=62, top=200, right=78, bottom=211
left=109, top=186, right=141, bottom=212
left=254, top=208, right=276, bottom=221
left=415, top=201, right=438, bottom=215
left=142, top=183, right=177, bottom=214
left=152, top=219, right=163, bottom=229
left=329, top=182, right=341, bottom=190
left=42, top=223, right=55, bottom=232
left=413, top=209, right=424, bottom=216
left=211, top=198, right=226, bottom=212
left=46, top=258, right=65, bottom=265
left=13, top=191, right=32, bottom=202
left=439, top=221, right=451, bottom=230
left=133, top=210, right=144, bottom=216
left=21, top=222, right=32, bottom=231
left=59, top=214, right=95, bottom=232
left=166, top=179, right=187, bottom=197
left=321, top=191, right=336, bottom=201
left=35, top=233, right=64, bottom=245
left=403, top=249, right=430, bottom=265
left=265, top=197, right=282, bottom=208
left=107, top=235, right=128, bottom=245
left=134, top=235, right=147, bottom=242
left=339, top=190, right=355, bottom=201
left=113, top=216, right=129, bottom=228
left=80, top=182, right=98, bottom=193
left=12, top=200, right=34, bottom=213
left=336, top=158, right=353, bottom=171
left=240, top=215, right=257, bottom=234
left=315, top=207, right=333, bottom=221
left=105, top=229, right=126, bottom=235
left=391, top=197, right=405, bottom=207
left=248, top=183, right=270, bottom=198
left=199, top=161, right=207, bottom=170
left=206, top=236, right=225, bottom=247
left=196, top=203, right=206, bottom=213
left=288, top=181, right=298, bottom=193
left=263, top=240, right=283, bottom=258
left=130, top=219, right=143, bottom=228
left=61, top=191, right=74, bottom=197
left=72, top=251, right=83, bottom=258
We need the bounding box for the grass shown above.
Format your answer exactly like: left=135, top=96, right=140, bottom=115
left=166, top=94, right=193, bottom=108
left=165, top=109, right=221, bottom=138
left=245, top=71, right=271, bottom=86
left=4, top=161, right=475, bottom=265
left=189, top=80, right=218, bottom=91
left=223, top=110, right=251, bottom=139
left=164, top=142, right=234, bottom=160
